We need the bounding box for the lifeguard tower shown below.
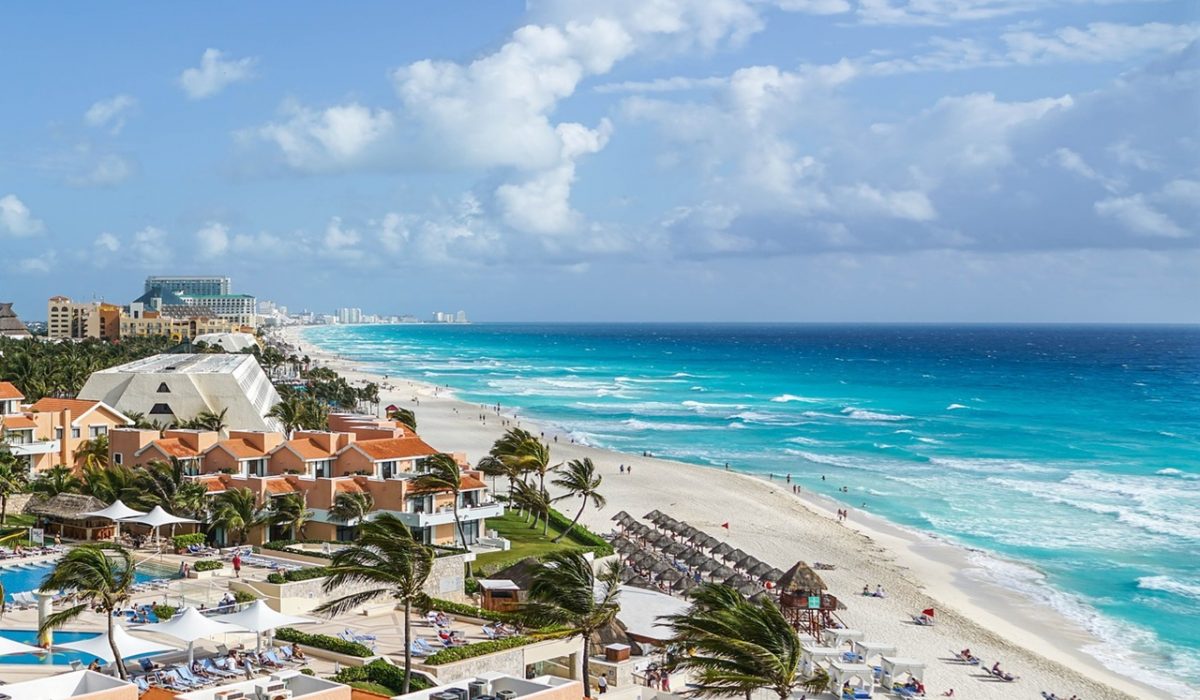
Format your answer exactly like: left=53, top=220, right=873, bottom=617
left=777, top=561, right=843, bottom=637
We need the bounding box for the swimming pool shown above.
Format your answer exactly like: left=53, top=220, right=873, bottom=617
left=0, top=559, right=179, bottom=599
left=0, top=629, right=161, bottom=666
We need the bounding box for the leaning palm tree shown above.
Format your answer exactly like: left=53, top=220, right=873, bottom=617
left=269, top=493, right=313, bottom=540
left=551, top=458, right=605, bottom=543
left=313, top=513, right=434, bottom=694
left=329, top=491, right=375, bottom=535
left=412, top=454, right=468, bottom=548
left=266, top=396, right=305, bottom=437
left=83, top=463, right=145, bottom=507
left=387, top=407, right=417, bottom=432
left=511, top=479, right=551, bottom=533
left=77, top=434, right=110, bottom=470
left=40, top=545, right=137, bottom=678
left=209, top=487, right=267, bottom=545
left=0, top=447, right=28, bottom=525
left=525, top=551, right=622, bottom=698
left=659, top=583, right=806, bottom=700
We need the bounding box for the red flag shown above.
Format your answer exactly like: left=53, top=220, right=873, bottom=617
left=721, top=522, right=730, bottom=529
left=922, top=608, right=935, bottom=617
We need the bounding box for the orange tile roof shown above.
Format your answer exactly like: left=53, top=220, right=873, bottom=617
left=146, top=438, right=199, bottom=458
left=214, top=438, right=268, bottom=459
left=140, top=687, right=177, bottom=700
left=197, top=475, right=229, bottom=493
left=265, top=479, right=299, bottom=494
left=353, top=437, right=439, bottom=461
left=351, top=689, right=392, bottom=700
left=285, top=438, right=337, bottom=460
left=0, top=416, right=37, bottom=429
left=411, top=475, right=488, bottom=494
left=335, top=480, right=366, bottom=494
left=27, top=397, right=100, bottom=415
left=0, top=382, right=24, bottom=400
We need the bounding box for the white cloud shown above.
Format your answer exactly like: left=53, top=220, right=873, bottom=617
left=94, top=232, right=121, bottom=252
left=856, top=0, right=1039, bottom=27
left=1095, top=194, right=1187, bottom=238
left=132, top=226, right=172, bottom=267
left=1108, top=140, right=1161, bottom=172
left=0, top=195, right=45, bottom=237
left=178, top=48, right=257, bottom=99
left=196, top=222, right=230, bottom=258
left=1160, top=179, right=1200, bottom=205
left=1049, top=147, right=1121, bottom=192
left=19, top=251, right=56, bottom=274
left=84, top=94, right=137, bottom=134
left=1004, top=23, right=1200, bottom=65
left=255, top=101, right=393, bottom=170
left=68, top=153, right=135, bottom=187
left=376, top=213, right=409, bottom=253
left=838, top=184, right=938, bottom=221
left=776, top=0, right=851, bottom=14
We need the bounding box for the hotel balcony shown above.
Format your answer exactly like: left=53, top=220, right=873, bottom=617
left=7, top=439, right=60, bottom=456
left=396, top=500, right=505, bottom=528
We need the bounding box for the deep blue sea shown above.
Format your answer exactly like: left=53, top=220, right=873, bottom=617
left=302, top=323, right=1200, bottom=693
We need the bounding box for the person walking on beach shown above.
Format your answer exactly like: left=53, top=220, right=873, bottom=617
left=232, top=552, right=242, bottom=578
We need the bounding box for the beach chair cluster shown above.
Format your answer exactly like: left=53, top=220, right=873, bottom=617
left=407, top=613, right=471, bottom=656
left=0, top=544, right=66, bottom=560
left=131, top=647, right=307, bottom=692
left=184, top=542, right=219, bottom=556
left=339, top=628, right=377, bottom=651
left=225, top=548, right=303, bottom=572
left=609, top=509, right=786, bottom=601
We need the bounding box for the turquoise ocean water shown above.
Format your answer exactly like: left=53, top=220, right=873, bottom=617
left=301, top=323, right=1200, bottom=694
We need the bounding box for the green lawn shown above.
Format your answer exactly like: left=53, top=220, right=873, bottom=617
left=474, top=510, right=585, bottom=575
left=1, top=514, right=36, bottom=528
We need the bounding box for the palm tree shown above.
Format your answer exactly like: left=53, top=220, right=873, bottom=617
left=142, top=459, right=208, bottom=520
left=512, top=479, right=551, bottom=533
left=83, top=463, right=145, bottom=507
left=490, top=428, right=559, bottom=528
left=313, top=513, right=434, bottom=694
left=267, top=396, right=305, bottom=437
left=413, top=454, right=468, bottom=548
left=526, top=551, right=622, bottom=698
left=269, top=493, right=313, bottom=540
left=122, top=411, right=157, bottom=430
left=40, top=545, right=137, bottom=678
left=30, top=464, right=82, bottom=497
left=192, top=408, right=229, bottom=435
left=0, top=447, right=28, bottom=525
left=659, top=584, right=806, bottom=700
left=209, top=488, right=267, bottom=545
left=329, top=491, right=375, bottom=534
left=551, top=458, right=605, bottom=543
left=387, top=407, right=417, bottom=432
left=77, top=434, right=110, bottom=470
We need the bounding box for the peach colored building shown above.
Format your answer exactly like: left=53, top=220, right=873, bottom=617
left=1, top=382, right=132, bottom=475
left=111, top=413, right=502, bottom=547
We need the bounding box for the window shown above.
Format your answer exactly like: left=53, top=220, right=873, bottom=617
left=113, top=452, right=123, bottom=465
left=71, top=427, right=80, bottom=439
left=149, top=403, right=174, bottom=415
left=157, top=383, right=171, bottom=393
left=247, top=458, right=266, bottom=477
left=381, top=461, right=397, bottom=479
left=336, top=526, right=357, bottom=542
left=313, top=459, right=331, bottom=479
left=90, top=425, right=108, bottom=437
left=55, top=427, right=63, bottom=439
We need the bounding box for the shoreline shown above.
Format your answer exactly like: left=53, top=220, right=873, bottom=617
left=277, top=324, right=1169, bottom=700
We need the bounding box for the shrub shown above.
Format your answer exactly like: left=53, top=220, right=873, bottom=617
left=424, top=636, right=533, bottom=665
left=275, top=627, right=373, bottom=658
left=266, top=566, right=331, bottom=585
left=267, top=572, right=285, bottom=584
left=546, top=508, right=612, bottom=555
left=299, top=668, right=315, bottom=677
left=153, top=604, right=177, bottom=621
left=331, top=660, right=434, bottom=693
left=193, top=559, right=224, bottom=572
left=172, top=533, right=207, bottom=549
left=348, top=682, right=394, bottom=696
left=262, top=539, right=336, bottom=560
left=232, top=590, right=257, bottom=603
left=424, top=598, right=521, bottom=624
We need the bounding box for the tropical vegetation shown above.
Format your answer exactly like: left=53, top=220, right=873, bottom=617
left=314, top=513, right=434, bottom=694
left=525, top=551, right=622, bottom=698
left=0, top=446, right=29, bottom=525
left=0, top=335, right=175, bottom=401
left=208, top=487, right=267, bottom=545
left=39, top=545, right=138, bottom=678
left=550, top=457, right=605, bottom=543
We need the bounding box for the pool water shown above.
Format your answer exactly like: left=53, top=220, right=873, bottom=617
left=0, top=629, right=160, bottom=666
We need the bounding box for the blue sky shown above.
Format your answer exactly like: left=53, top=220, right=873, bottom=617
left=1, top=0, right=1197, bottom=322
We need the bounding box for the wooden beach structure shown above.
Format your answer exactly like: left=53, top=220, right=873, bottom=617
left=778, top=560, right=843, bottom=636
left=24, top=493, right=113, bottom=540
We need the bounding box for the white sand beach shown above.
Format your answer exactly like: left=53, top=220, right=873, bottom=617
left=278, top=325, right=1161, bottom=700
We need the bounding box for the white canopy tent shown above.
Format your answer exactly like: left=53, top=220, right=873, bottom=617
left=851, top=640, right=898, bottom=664
left=827, top=660, right=876, bottom=698
left=214, top=600, right=315, bottom=651
left=81, top=500, right=146, bottom=541
left=0, top=635, right=49, bottom=656
left=119, top=506, right=198, bottom=546
left=132, top=606, right=246, bottom=664
left=824, top=628, right=864, bottom=648
left=880, top=656, right=926, bottom=689
left=56, top=624, right=177, bottom=663
left=799, top=645, right=844, bottom=675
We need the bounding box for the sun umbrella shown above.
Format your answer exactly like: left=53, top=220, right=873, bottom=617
left=677, top=524, right=699, bottom=538
left=737, top=582, right=761, bottom=597
left=698, top=558, right=724, bottom=573
left=685, top=530, right=709, bottom=544
left=676, top=577, right=698, bottom=592
left=120, top=506, right=198, bottom=547
left=765, top=567, right=786, bottom=581
left=57, top=624, right=177, bottom=663
left=647, top=532, right=672, bottom=547
left=611, top=510, right=631, bottom=522
left=82, top=499, right=146, bottom=541
left=132, top=606, right=246, bottom=664
left=627, top=575, right=652, bottom=588
left=723, top=574, right=749, bottom=587
left=739, top=557, right=763, bottom=572
left=698, top=534, right=720, bottom=549
left=712, top=565, right=737, bottom=579
left=0, top=635, right=48, bottom=656
left=649, top=561, right=673, bottom=576
left=644, top=510, right=664, bottom=521
left=633, top=552, right=658, bottom=568
left=683, top=551, right=709, bottom=567
left=749, top=561, right=774, bottom=578
left=214, top=601, right=315, bottom=651
left=658, top=569, right=683, bottom=582
left=711, top=542, right=733, bottom=557
left=664, top=543, right=689, bottom=558
left=725, top=548, right=749, bottom=564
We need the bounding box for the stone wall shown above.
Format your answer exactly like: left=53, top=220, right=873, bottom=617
left=417, top=647, right=527, bottom=680
left=425, top=552, right=470, bottom=603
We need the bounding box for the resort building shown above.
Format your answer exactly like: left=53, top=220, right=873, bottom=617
left=0, top=669, right=136, bottom=700
left=108, top=413, right=501, bottom=547
left=1, top=382, right=133, bottom=473
left=78, top=353, right=282, bottom=432
left=179, top=293, right=258, bottom=327
left=47, top=296, right=122, bottom=341
left=144, top=275, right=231, bottom=297
left=173, top=670, right=350, bottom=700
left=394, top=673, right=582, bottom=700
left=0, top=301, right=32, bottom=338
left=121, top=302, right=244, bottom=341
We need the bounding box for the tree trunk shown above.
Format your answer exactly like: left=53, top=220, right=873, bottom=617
left=553, top=498, right=586, bottom=543
left=581, top=637, right=592, bottom=699
left=452, top=500, right=472, bottom=577
left=402, top=600, right=412, bottom=694
left=108, top=609, right=128, bottom=679
left=1, top=495, right=7, bottom=525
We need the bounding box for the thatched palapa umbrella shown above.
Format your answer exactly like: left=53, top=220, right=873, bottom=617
left=711, top=542, right=733, bottom=557
left=683, top=551, right=709, bottom=568
left=748, top=561, right=774, bottom=578
left=698, top=558, right=724, bottom=573
left=611, top=510, right=631, bottom=522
